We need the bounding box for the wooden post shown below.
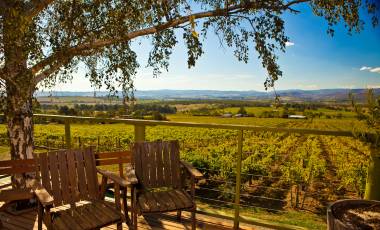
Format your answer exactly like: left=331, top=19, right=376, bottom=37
left=233, top=130, right=243, bottom=230
left=134, top=125, right=146, bottom=142
left=65, top=119, right=71, bottom=149
left=365, top=147, right=380, bottom=200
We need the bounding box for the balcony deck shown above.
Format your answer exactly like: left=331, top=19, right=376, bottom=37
left=0, top=207, right=262, bottom=230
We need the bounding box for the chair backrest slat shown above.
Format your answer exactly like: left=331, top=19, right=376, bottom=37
left=67, top=150, right=79, bottom=204
left=38, top=148, right=98, bottom=207
left=57, top=150, right=70, bottom=203
left=170, top=142, right=181, bottom=188
left=155, top=142, right=164, bottom=187
left=83, top=148, right=98, bottom=199
left=133, top=140, right=181, bottom=190
left=162, top=142, right=172, bottom=187
left=47, top=151, right=63, bottom=205
left=39, top=154, right=51, bottom=192
left=74, top=150, right=89, bottom=200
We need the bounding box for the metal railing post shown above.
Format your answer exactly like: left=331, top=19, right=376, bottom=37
left=65, top=119, right=71, bottom=149
left=134, top=124, right=146, bottom=142
left=234, top=129, right=243, bottom=230
left=365, top=147, right=380, bottom=200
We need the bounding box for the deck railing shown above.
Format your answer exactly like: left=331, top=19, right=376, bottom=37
left=0, top=113, right=377, bottom=229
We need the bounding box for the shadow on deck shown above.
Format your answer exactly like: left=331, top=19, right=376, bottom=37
left=0, top=208, right=260, bottom=230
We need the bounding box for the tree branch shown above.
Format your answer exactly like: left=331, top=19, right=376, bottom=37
left=31, top=0, right=308, bottom=83
left=33, top=57, right=72, bottom=84
left=26, top=0, right=55, bottom=19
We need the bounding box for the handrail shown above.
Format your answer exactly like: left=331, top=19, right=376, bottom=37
left=29, top=114, right=354, bottom=137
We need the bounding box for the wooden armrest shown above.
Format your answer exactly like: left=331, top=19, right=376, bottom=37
left=97, top=168, right=135, bottom=187
left=0, top=189, right=34, bottom=202
left=28, top=179, right=54, bottom=207
left=125, top=163, right=138, bottom=185
left=180, top=160, right=203, bottom=179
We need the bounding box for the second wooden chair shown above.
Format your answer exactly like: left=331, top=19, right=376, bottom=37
left=129, top=140, right=203, bottom=230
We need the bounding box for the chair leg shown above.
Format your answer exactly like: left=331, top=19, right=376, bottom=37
left=177, top=210, right=182, bottom=221
left=122, top=187, right=131, bottom=226
left=37, top=202, right=43, bottom=230
left=191, top=208, right=196, bottom=230
left=133, top=211, right=138, bottom=230
left=117, top=222, right=122, bottom=230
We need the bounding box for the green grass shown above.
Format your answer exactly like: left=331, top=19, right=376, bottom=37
left=197, top=203, right=326, bottom=229
left=0, top=146, right=9, bottom=160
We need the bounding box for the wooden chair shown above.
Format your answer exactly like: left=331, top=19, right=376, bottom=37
left=129, top=140, right=203, bottom=230
left=0, top=159, right=38, bottom=213
left=34, top=147, right=129, bottom=230
left=96, top=150, right=138, bottom=226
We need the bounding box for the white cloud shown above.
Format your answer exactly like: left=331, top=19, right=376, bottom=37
left=359, top=66, right=380, bottom=74
left=285, top=41, right=295, bottom=47
left=370, top=67, right=380, bottom=73
left=360, top=66, right=372, bottom=71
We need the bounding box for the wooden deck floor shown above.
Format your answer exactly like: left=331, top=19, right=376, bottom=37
left=0, top=208, right=260, bottom=230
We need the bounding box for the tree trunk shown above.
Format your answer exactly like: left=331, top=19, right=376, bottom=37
left=5, top=83, right=35, bottom=189
left=2, top=7, right=36, bottom=189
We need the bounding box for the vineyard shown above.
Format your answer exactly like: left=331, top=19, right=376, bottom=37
left=0, top=115, right=371, bottom=229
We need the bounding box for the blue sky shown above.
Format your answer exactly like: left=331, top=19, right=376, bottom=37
left=51, top=3, right=380, bottom=92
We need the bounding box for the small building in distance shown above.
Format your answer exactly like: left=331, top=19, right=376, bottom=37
left=221, top=113, right=233, bottom=118
left=288, top=115, right=307, bottom=119
left=234, top=114, right=247, bottom=118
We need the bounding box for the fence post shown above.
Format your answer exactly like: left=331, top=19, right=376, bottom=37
left=65, top=119, right=71, bottom=149
left=233, top=129, right=243, bottom=230
left=365, top=147, right=380, bottom=200
left=134, top=125, right=146, bottom=142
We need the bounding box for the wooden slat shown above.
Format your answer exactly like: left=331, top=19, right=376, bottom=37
left=141, top=143, right=150, bottom=188
left=74, top=149, right=89, bottom=200
left=48, top=151, right=62, bottom=206
left=57, top=211, right=82, bottom=230
left=93, top=201, right=120, bottom=222
left=173, top=189, right=193, bottom=208
left=62, top=210, right=88, bottom=229
left=0, top=189, right=33, bottom=202
left=95, top=151, right=131, bottom=159
left=78, top=205, right=99, bottom=229
left=0, top=166, right=36, bottom=175
left=149, top=142, right=157, bottom=188
left=39, top=153, right=51, bottom=193
left=158, top=191, right=177, bottom=211
left=170, top=141, right=180, bottom=188
left=162, top=142, right=172, bottom=187
left=156, top=142, right=164, bottom=187
left=133, top=144, right=143, bottom=186
left=0, top=159, right=35, bottom=167
left=166, top=190, right=187, bottom=209
left=138, top=193, right=150, bottom=212
left=95, top=158, right=131, bottom=166
left=84, top=204, right=107, bottom=226
left=57, top=150, right=70, bottom=204
left=70, top=209, right=94, bottom=229
left=151, top=192, right=168, bottom=212
left=144, top=192, right=159, bottom=212
left=66, top=150, right=79, bottom=203
left=83, top=148, right=98, bottom=199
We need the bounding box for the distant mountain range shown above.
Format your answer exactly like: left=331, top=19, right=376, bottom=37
left=35, top=88, right=380, bottom=102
